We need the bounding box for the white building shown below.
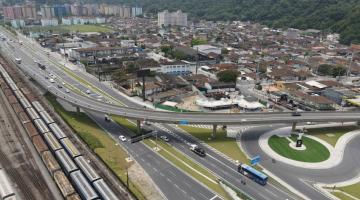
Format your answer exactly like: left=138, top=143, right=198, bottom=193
left=10, top=19, right=25, bottom=28
left=160, top=61, right=192, bottom=75
left=192, top=44, right=222, bottom=55
left=41, top=18, right=58, bottom=26
left=121, top=40, right=135, bottom=47
left=158, top=10, right=187, bottom=27
left=61, top=17, right=72, bottom=25
left=96, top=17, right=106, bottom=24
left=131, top=7, right=143, bottom=17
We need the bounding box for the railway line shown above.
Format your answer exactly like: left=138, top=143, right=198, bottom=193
left=0, top=55, right=128, bottom=200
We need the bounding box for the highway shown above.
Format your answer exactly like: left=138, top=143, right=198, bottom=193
left=1, top=28, right=360, bottom=126
left=0, top=27, right=354, bottom=200
left=86, top=110, right=222, bottom=200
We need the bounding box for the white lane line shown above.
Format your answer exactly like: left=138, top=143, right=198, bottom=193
left=209, top=195, right=218, bottom=200
left=265, top=188, right=279, bottom=198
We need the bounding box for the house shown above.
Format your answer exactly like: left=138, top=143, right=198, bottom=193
left=160, top=61, right=193, bottom=75
left=204, top=81, right=236, bottom=94
left=69, top=46, right=133, bottom=60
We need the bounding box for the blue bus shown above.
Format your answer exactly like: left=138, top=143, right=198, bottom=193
left=238, top=164, right=268, bottom=185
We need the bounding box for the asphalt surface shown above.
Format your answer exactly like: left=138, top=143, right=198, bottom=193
left=1, top=28, right=360, bottom=125
left=87, top=110, right=222, bottom=200
left=241, top=124, right=360, bottom=200
left=0, top=28, right=347, bottom=200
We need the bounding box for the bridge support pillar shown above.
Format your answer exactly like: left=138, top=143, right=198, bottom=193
left=212, top=124, right=217, bottom=138
left=76, top=106, right=80, bottom=113
left=137, top=120, right=141, bottom=134
left=291, top=122, right=297, bottom=133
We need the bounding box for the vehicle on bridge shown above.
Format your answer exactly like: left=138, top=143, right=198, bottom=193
left=237, top=163, right=268, bottom=185
left=190, top=144, right=206, bottom=157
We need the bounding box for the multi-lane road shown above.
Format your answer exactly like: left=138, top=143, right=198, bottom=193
left=1, top=27, right=355, bottom=200
left=1, top=28, right=360, bottom=126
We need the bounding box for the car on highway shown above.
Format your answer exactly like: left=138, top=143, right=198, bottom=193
left=190, top=144, right=206, bottom=157
left=49, top=78, right=55, bottom=83
left=65, top=89, right=70, bottom=93
left=160, top=135, right=170, bottom=142
left=118, top=135, right=127, bottom=142
left=86, top=89, right=91, bottom=94
left=292, top=112, right=301, bottom=116
left=57, top=85, right=62, bottom=88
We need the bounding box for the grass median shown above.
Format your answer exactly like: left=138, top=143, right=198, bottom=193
left=179, top=126, right=250, bottom=164
left=44, top=93, right=145, bottom=199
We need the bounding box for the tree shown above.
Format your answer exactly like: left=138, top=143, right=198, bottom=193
left=216, top=70, right=239, bottom=83
left=111, top=70, right=128, bottom=84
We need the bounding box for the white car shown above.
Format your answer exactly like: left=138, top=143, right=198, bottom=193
left=65, top=89, right=70, bottom=93
left=119, top=135, right=127, bottom=142
left=86, top=89, right=91, bottom=94
left=49, top=78, right=55, bottom=83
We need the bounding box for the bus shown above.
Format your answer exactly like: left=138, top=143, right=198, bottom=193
left=238, top=164, right=268, bottom=185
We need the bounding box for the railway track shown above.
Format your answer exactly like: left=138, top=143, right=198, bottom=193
left=0, top=86, right=54, bottom=200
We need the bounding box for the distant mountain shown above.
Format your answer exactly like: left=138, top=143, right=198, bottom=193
left=4, top=0, right=360, bottom=45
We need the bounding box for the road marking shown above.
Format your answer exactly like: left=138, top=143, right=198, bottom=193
left=265, top=188, right=279, bottom=198
left=209, top=195, right=218, bottom=200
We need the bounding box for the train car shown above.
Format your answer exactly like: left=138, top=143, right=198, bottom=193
left=70, top=171, right=99, bottom=200
left=48, top=123, right=67, bottom=140
left=13, top=90, right=24, bottom=100
left=32, top=135, right=49, bottom=154
left=23, top=122, right=39, bottom=138
left=53, top=171, right=76, bottom=198
left=93, top=179, right=119, bottom=200
left=60, top=138, right=81, bottom=159
left=43, top=132, right=63, bottom=152
left=39, top=111, right=55, bottom=125
left=55, top=149, right=78, bottom=175
left=74, top=156, right=100, bottom=183
left=8, top=83, right=18, bottom=91
left=32, top=101, right=45, bottom=113
left=34, top=119, right=50, bottom=134
left=25, top=107, right=40, bottom=121
left=19, top=98, right=31, bottom=109
left=41, top=151, right=61, bottom=176
left=0, top=169, right=16, bottom=200
left=66, top=194, right=81, bottom=200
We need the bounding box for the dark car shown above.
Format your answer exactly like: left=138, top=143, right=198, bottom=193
left=190, top=144, right=206, bottom=157
left=292, top=112, right=301, bottom=116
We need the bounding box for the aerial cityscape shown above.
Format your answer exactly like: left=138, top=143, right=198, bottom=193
left=0, top=0, right=360, bottom=200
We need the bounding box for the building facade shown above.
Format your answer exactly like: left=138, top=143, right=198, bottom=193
left=158, top=10, right=187, bottom=27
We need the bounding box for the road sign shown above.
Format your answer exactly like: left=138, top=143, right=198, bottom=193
left=250, top=155, right=261, bottom=166
left=179, top=120, right=189, bottom=125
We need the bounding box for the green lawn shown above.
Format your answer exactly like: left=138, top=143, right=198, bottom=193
left=24, top=24, right=113, bottom=33
left=268, top=134, right=330, bottom=162
left=111, top=115, right=138, bottom=135
left=179, top=126, right=250, bottom=164
left=306, top=126, right=358, bottom=146
left=335, top=183, right=360, bottom=199
left=331, top=191, right=355, bottom=200
left=45, top=93, right=145, bottom=199
left=143, top=139, right=231, bottom=200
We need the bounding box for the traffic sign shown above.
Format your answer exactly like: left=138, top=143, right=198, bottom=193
left=251, top=155, right=261, bottom=166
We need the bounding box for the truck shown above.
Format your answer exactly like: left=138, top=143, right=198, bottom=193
left=190, top=144, right=206, bottom=157
left=15, top=58, right=22, bottom=64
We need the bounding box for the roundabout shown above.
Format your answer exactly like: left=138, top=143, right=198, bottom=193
left=259, top=126, right=360, bottom=169
left=268, top=133, right=330, bottom=162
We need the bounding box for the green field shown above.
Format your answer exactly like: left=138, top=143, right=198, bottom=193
left=24, top=24, right=113, bottom=33
left=334, top=183, right=360, bottom=199
left=306, top=126, right=358, bottom=146
left=268, top=134, right=330, bottom=162
left=179, top=126, right=250, bottom=164
left=331, top=191, right=355, bottom=200
left=45, top=93, right=145, bottom=199
left=111, top=115, right=138, bottom=134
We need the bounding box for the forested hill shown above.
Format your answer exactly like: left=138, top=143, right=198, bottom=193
left=142, top=0, right=360, bottom=45
left=4, top=0, right=360, bottom=45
